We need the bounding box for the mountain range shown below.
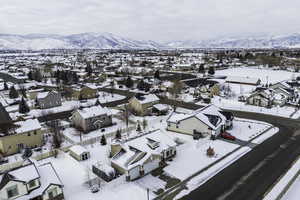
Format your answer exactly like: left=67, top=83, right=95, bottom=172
left=1, top=32, right=300, bottom=50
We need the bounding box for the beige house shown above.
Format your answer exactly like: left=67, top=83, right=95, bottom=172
left=167, top=104, right=233, bottom=138
left=0, top=162, right=64, bottom=200
left=0, top=119, right=43, bottom=156
left=71, top=105, right=113, bottom=133
left=128, top=94, right=160, bottom=116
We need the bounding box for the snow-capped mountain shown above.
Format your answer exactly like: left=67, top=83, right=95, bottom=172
left=0, top=32, right=164, bottom=50
left=165, top=33, right=300, bottom=49
left=1, top=32, right=300, bottom=50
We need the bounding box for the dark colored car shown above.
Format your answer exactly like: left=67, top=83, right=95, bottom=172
left=220, top=132, right=236, bottom=141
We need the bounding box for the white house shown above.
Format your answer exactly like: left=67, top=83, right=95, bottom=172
left=69, top=145, right=90, bottom=161
left=110, top=130, right=176, bottom=181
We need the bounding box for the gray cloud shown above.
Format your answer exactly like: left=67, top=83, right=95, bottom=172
left=1, top=0, right=300, bottom=41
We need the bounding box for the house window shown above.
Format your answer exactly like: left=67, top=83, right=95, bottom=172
left=7, top=185, right=19, bottom=198
left=28, top=180, right=36, bottom=188
left=48, top=187, right=58, bottom=199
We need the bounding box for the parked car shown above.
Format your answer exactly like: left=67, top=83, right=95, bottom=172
left=220, top=132, right=236, bottom=141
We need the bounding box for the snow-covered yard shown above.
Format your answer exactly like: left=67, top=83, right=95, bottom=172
left=215, top=66, right=300, bottom=84
left=210, top=96, right=300, bottom=119
left=227, top=118, right=271, bottom=142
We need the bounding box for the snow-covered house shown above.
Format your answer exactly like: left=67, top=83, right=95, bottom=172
left=36, top=91, right=62, bottom=109
left=0, top=162, right=64, bottom=200
left=71, top=105, right=113, bottom=133
left=69, top=145, right=90, bottom=161
left=128, top=94, right=160, bottom=116
left=110, top=130, right=176, bottom=181
left=0, top=119, right=43, bottom=156
left=246, top=87, right=289, bottom=107
left=167, top=104, right=233, bottom=138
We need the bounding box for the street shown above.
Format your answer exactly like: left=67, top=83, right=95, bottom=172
left=180, top=111, right=300, bottom=200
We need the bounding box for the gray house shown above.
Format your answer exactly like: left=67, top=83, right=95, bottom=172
left=36, top=91, right=62, bottom=109
left=71, top=105, right=113, bottom=133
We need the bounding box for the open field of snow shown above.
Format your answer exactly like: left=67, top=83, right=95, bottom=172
left=215, top=66, right=300, bottom=84
left=210, top=97, right=300, bottom=119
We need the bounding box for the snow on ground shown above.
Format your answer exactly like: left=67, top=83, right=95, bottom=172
left=134, top=174, right=166, bottom=193
left=62, top=118, right=127, bottom=143
left=174, top=147, right=251, bottom=200
left=227, top=118, right=271, bottom=141
left=251, top=127, right=279, bottom=144
left=97, top=91, right=125, bottom=103
left=164, top=136, right=240, bottom=180
left=211, top=96, right=300, bottom=119
left=264, top=157, right=300, bottom=200
left=215, top=66, right=300, bottom=84
left=37, top=151, right=151, bottom=200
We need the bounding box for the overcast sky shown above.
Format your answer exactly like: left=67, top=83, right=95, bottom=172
left=1, top=0, right=300, bottom=41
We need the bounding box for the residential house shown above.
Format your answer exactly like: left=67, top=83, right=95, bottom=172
left=110, top=130, right=176, bottom=181
left=167, top=104, right=233, bottom=139
left=0, top=119, right=43, bottom=156
left=246, top=87, right=288, bottom=107
left=0, top=162, right=64, bottom=200
left=71, top=105, right=113, bottom=133
left=128, top=94, right=160, bottom=116
left=36, top=91, right=62, bottom=109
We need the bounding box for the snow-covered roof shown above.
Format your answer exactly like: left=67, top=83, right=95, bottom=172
left=112, top=130, right=176, bottom=170
left=8, top=164, right=40, bottom=182
left=37, top=91, right=49, bottom=99
left=69, top=145, right=89, bottom=155
left=167, top=104, right=226, bottom=130
left=226, top=76, right=260, bottom=85
left=75, top=105, right=111, bottom=119
left=153, top=104, right=169, bottom=111
left=134, top=94, right=159, bottom=104
left=14, top=119, right=42, bottom=134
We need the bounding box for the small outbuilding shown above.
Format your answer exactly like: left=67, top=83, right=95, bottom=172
left=69, top=145, right=90, bottom=161
left=92, top=162, right=116, bottom=182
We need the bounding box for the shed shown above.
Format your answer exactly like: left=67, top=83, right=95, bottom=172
left=69, top=145, right=90, bottom=161
left=92, top=162, right=116, bottom=182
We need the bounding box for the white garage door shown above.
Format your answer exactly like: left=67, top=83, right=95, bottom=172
left=128, top=166, right=140, bottom=180
left=144, top=160, right=159, bottom=174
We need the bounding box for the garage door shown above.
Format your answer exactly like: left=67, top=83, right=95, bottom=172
left=144, top=159, right=159, bottom=174
left=128, top=166, right=140, bottom=180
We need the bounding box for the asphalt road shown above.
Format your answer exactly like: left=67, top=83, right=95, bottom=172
left=180, top=111, right=300, bottom=200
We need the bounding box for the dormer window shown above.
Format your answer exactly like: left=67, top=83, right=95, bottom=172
left=147, top=138, right=160, bottom=149
left=28, top=180, right=36, bottom=188
left=7, top=185, right=19, bottom=198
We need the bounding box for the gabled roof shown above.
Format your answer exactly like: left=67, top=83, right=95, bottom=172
left=167, top=104, right=226, bottom=130
left=74, top=105, right=111, bottom=119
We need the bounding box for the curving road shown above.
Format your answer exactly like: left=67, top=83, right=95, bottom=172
left=180, top=110, right=300, bottom=200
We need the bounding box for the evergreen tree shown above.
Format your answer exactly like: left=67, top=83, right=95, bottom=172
left=19, top=97, right=30, bottom=114
left=34, top=70, right=43, bottom=82
left=27, top=71, right=33, bottom=80
left=142, top=118, right=148, bottom=131
left=95, top=99, right=101, bottom=106
left=3, top=82, right=8, bottom=90
left=9, top=86, right=19, bottom=99
left=154, top=70, right=160, bottom=79
left=100, top=135, right=107, bottom=145
left=208, top=66, right=215, bottom=75
left=198, top=64, right=205, bottom=74
left=115, top=129, right=122, bottom=139
left=125, top=76, right=134, bottom=88
left=136, top=122, right=142, bottom=132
